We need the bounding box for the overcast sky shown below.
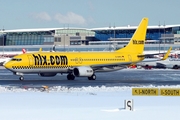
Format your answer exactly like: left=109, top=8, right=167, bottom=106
left=0, top=0, right=179, bottom=30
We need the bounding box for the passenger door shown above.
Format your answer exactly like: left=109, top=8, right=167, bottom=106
left=27, top=55, right=33, bottom=66
left=128, top=55, right=132, bottom=62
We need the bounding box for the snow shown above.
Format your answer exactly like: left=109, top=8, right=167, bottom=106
left=0, top=85, right=180, bottom=120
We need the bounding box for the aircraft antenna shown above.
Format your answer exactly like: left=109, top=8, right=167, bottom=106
left=163, top=21, right=166, bottom=53
left=2, top=27, right=4, bottom=57
left=158, top=21, right=161, bottom=54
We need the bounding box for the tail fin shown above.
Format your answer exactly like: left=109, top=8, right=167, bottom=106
left=39, top=48, right=42, bottom=52
left=22, top=48, right=26, bottom=54
left=116, top=17, right=148, bottom=54
left=161, top=47, right=172, bottom=60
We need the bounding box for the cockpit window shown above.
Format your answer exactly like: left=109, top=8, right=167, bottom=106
left=11, top=58, right=22, bottom=61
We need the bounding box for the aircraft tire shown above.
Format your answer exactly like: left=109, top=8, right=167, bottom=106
left=70, top=75, right=75, bottom=80
left=173, top=65, right=179, bottom=69
left=67, top=74, right=75, bottom=80
left=145, top=65, right=149, bottom=69
left=88, top=74, right=96, bottom=80
left=67, top=74, right=71, bottom=80
left=19, top=76, right=24, bottom=81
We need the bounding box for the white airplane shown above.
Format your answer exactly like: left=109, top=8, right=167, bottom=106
left=0, top=48, right=26, bottom=66
left=156, top=53, right=180, bottom=69
left=0, top=57, right=11, bottom=65
left=137, top=51, right=180, bottom=69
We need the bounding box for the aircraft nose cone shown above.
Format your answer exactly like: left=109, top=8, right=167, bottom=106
left=3, top=62, right=7, bottom=68
left=3, top=61, right=10, bottom=69
left=3, top=58, right=11, bottom=68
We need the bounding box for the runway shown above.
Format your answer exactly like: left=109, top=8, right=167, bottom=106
left=0, top=67, right=180, bottom=87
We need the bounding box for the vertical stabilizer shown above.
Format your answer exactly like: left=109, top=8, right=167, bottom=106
left=116, top=18, right=148, bottom=54
left=39, top=48, right=42, bottom=52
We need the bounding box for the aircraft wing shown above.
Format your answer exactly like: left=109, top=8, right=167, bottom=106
left=89, top=46, right=172, bottom=70
left=90, top=61, right=134, bottom=72
left=90, top=47, right=172, bottom=71
left=137, top=47, right=172, bottom=60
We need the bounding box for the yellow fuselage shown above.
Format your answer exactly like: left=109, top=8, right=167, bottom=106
left=4, top=51, right=143, bottom=73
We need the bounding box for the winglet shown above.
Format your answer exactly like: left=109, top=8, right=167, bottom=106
left=161, top=47, right=172, bottom=60
left=39, top=48, right=42, bottom=52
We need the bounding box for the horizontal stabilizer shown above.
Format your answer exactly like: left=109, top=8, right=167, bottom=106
left=138, top=47, right=172, bottom=60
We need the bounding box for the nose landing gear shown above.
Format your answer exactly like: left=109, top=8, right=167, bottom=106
left=14, top=72, right=24, bottom=81
left=19, top=76, right=24, bottom=81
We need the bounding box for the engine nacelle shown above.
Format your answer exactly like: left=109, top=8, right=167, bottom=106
left=39, top=73, right=57, bottom=77
left=73, top=66, right=94, bottom=77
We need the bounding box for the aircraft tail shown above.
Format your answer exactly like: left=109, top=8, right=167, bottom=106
left=39, top=48, right=42, bottom=52
left=22, top=48, right=26, bottom=54
left=161, top=47, right=172, bottom=60
left=116, top=17, right=148, bottom=54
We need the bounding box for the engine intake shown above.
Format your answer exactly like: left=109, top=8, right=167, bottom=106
left=73, top=66, right=93, bottom=77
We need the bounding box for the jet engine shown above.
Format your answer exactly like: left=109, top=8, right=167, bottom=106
left=39, top=73, right=57, bottom=77
left=73, top=66, right=94, bottom=77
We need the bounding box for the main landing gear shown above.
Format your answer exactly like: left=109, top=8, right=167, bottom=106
left=67, top=73, right=75, bottom=80
left=88, top=74, right=96, bottom=80
left=67, top=73, right=96, bottom=80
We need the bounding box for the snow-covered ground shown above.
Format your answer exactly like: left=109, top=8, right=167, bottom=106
left=1, top=85, right=180, bottom=120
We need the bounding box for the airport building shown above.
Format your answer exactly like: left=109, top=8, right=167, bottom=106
left=0, top=24, right=180, bottom=51
left=90, top=25, right=180, bottom=45
left=0, top=28, right=95, bottom=46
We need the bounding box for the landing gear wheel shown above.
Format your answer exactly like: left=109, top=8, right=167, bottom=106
left=67, top=74, right=75, bottom=80
left=19, top=76, right=24, bottom=81
left=70, top=75, right=75, bottom=80
left=88, top=74, right=96, bottom=80
left=173, top=65, right=179, bottom=69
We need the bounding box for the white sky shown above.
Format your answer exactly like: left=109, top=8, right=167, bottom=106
left=0, top=0, right=180, bottom=29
